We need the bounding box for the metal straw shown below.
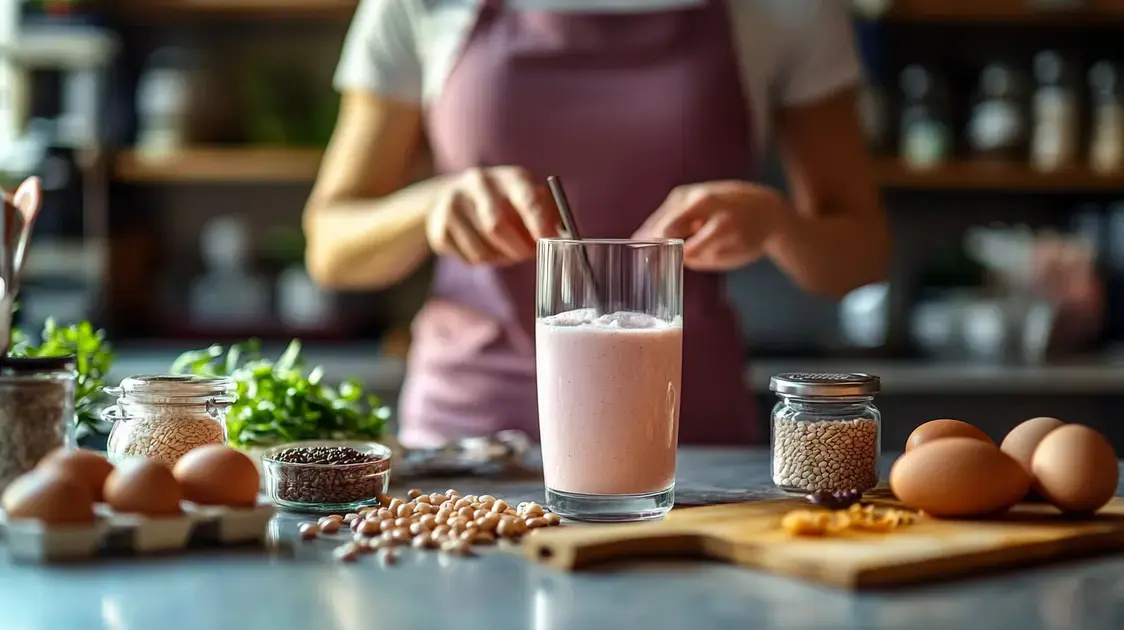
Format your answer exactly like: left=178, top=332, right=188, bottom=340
left=546, top=176, right=605, bottom=315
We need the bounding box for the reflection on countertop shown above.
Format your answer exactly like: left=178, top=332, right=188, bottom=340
left=108, top=342, right=1124, bottom=395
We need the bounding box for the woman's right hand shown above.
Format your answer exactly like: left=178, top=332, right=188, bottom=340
left=427, top=166, right=558, bottom=266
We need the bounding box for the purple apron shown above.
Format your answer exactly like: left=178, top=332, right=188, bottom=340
left=400, top=0, right=757, bottom=447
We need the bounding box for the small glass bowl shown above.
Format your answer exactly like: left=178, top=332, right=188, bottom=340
left=260, top=440, right=392, bottom=514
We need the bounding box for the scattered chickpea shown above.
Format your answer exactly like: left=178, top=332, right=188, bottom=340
left=394, top=517, right=411, bottom=528
left=388, top=498, right=404, bottom=512
left=377, top=508, right=393, bottom=520
left=407, top=488, right=422, bottom=500
left=380, top=549, right=399, bottom=567
left=299, top=523, right=320, bottom=540
left=414, top=503, right=434, bottom=515
left=319, top=519, right=341, bottom=534
left=441, top=539, right=471, bottom=556
left=492, top=500, right=509, bottom=514
left=418, top=514, right=437, bottom=530
left=412, top=533, right=436, bottom=549
left=343, top=513, right=360, bottom=524
left=479, top=495, right=496, bottom=504
left=458, top=506, right=476, bottom=519
left=526, top=517, right=548, bottom=529
left=416, top=494, right=432, bottom=505
left=463, top=495, right=479, bottom=504
left=376, top=493, right=393, bottom=507
left=473, top=508, right=488, bottom=520
left=409, top=521, right=428, bottom=536
left=475, top=531, right=496, bottom=545
left=544, top=513, right=562, bottom=526
left=429, top=493, right=445, bottom=503
left=444, top=489, right=459, bottom=498
left=334, top=543, right=361, bottom=562
left=396, top=504, right=413, bottom=519
left=357, top=520, right=381, bottom=537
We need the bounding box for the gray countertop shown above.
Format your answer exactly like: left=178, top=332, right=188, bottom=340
left=6, top=448, right=1124, bottom=630
left=108, top=344, right=1124, bottom=395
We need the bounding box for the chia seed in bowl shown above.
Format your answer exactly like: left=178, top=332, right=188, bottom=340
left=261, top=441, right=392, bottom=513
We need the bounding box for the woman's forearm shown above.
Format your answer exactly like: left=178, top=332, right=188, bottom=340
left=304, top=174, right=452, bottom=290
left=764, top=199, right=891, bottom=300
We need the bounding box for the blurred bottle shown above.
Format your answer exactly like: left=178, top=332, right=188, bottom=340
left=136, top=47, right=195, bottom=157
left=1030, top=50, right=1080, bottom=173
left=1089, top=60, right=1124, bottom=175
left=898, top=64, right=951, bottom=170
left=189, top=215, right=270, bottom=328
left=966, top=63, right=1028, bottom=160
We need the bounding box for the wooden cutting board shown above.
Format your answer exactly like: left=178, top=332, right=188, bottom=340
left=522, top=495, right=1124, bottom=588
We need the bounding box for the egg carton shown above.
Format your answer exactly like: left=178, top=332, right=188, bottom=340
left=0, top=502, right=275, bottom=564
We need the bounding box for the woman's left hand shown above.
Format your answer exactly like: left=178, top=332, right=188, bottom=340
left=632, top=181, right=787, bottom=272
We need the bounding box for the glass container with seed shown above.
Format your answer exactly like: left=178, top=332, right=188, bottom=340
left=0, top=356, right=77, bottom=493
left=103, top=374, right=236, bottom=468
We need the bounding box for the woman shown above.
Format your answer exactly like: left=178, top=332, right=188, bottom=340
left=304, top=0, right=889, bottom=447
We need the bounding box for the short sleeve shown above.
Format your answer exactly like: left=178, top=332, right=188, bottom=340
left=333, top=0, right=423, bottom=103
left=775, top=1, right=863, bottom=107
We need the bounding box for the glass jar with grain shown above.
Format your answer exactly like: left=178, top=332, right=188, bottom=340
left=0, top=356, right=77, bottom=493
left=769, top=372, right=882, bottom=494
left=104, top=374, right=236, bottom=467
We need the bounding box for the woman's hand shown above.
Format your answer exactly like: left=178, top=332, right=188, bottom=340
left=427, top=166, right=558, bottom=266
left=633, top=181, right=788, bottom=272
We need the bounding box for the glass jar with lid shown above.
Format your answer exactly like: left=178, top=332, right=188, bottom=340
left=0, top=356, right=77, bottom=493
left=103, top=374, right=237, bottom=467
left=769, top=373, right=881, bottom=494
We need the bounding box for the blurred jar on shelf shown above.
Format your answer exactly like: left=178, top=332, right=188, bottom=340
left=1089, top=60, right=1124, bottom=175
left=1030, top=50, right=1080, bottom=173
left=898, top=64, right=952, bottom=170
left=966, top=63, right=1028, bottom=161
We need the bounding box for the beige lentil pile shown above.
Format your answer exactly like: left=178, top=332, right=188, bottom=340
left=301, top=488, right=564, bottom=562
left=772, top=416, right=878, bottom=493
left=107, top=412, right=225, bottom=468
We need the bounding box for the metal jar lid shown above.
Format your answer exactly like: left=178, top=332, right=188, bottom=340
left=0, top=355, right=77, bottom=374
left=769, top=372, right=880, bottom=397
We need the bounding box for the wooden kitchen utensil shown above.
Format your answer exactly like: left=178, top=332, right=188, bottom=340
left=524, top=496, right=1124, bottom=589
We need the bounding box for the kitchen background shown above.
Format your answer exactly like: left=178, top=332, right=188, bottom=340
left=5, top=0, right=1124, bottom=450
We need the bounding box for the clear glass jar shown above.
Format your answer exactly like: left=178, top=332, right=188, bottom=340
left=0, top=356, right=77, bottom=493
left=769, top=373, right=881, bottom=494
left=103, top=374, right=236, bottom=467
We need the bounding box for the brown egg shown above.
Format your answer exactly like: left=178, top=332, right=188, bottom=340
left=38, top=448, right=115, bottom=501
left=890, top=437, right=1030, bottom=517
left=103, top=458, right=183, bottom=516
left=173, top=445, right=259, bottom=507
left=1032, top=425, right=1118, bottom=514
left=1000, top=417, right=1065, bottom=475
left=905, top=419, right=993, bottom=452
left=1, top=468, right=96, bottom=524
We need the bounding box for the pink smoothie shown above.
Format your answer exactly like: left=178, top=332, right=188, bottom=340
left=536, top=309, right=682, bottom=495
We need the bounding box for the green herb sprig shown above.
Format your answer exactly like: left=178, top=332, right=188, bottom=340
left=170, top=339, right=389, bottom=449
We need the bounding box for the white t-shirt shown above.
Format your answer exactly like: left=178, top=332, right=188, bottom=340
left=333, top=0, right=863, bottom=156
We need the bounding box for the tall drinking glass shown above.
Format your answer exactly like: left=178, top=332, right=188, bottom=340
left=536, top=238, right=684, bottom=522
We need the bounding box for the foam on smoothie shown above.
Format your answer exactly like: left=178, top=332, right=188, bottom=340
left=539, top=308, right=680, bottom=330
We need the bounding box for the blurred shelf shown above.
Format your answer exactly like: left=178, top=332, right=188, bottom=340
left=113, top=0, right=357, bottom=19
left=883, top=0, right=1124, bottom=23
left=115, top=148, right=324, bottom=183
left=874, top=158, right=1124, bottom=192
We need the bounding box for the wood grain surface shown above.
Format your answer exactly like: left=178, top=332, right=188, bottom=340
left=524, top=495, right=1124, bottom=589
